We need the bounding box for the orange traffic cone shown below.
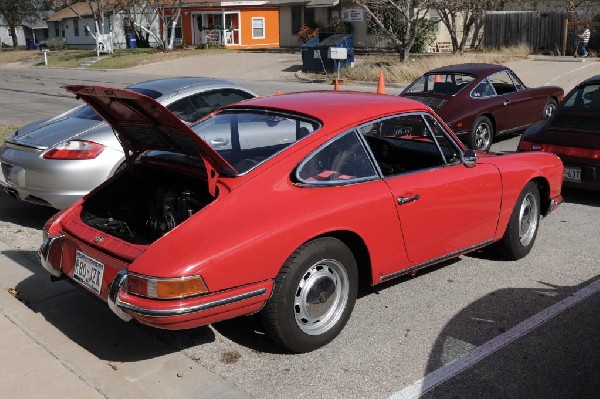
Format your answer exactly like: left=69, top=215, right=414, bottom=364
left=377, top=70, right=386, bottom=94
left=333, top=78, right=340, bottom=91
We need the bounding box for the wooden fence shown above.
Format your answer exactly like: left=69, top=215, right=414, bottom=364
left=484, top=11, right=567, bottom=53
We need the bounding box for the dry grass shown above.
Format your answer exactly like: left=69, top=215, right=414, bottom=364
left=0, top=124, right=19, bottom=144
left=338, top=44, right=533, bottom=83
left=0, top=50, right=44, bottom=65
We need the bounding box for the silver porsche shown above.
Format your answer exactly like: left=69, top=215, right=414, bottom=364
left=0, top=77, right=256, bottom=209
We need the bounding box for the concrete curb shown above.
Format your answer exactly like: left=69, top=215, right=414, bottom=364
left=0, top=241, right=252, bottom=399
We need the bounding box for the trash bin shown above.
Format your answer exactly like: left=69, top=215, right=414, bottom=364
left=301, top=34, right=353, bottom=73
left=26, top=38, right=37, bottom=50
left=125, top=34, right=137, bottom=49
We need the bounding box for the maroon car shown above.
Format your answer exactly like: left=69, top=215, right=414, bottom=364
left=518, top=75, right=600, bottom=191
left=401, top=63, right=564, bottom=152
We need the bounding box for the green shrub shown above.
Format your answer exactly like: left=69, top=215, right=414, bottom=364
left=47, top=37, right=66, bottom=50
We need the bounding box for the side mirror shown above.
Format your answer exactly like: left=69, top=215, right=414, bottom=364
left=462, top=149, right=477, bottom=168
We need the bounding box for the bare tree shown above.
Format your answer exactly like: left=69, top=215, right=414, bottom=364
left=433, top=0, right=505, bottom=54
left=0, top=0, right=37, bottom=49
left=115, top=0, right=184, bottom=50
left=355, top=0, right=434, bottom=62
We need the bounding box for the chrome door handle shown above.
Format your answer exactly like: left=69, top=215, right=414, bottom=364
left=209, top=138, right=229, bottom=146
left=398, top=194, right=420, bottom=205
left=503, top=100, right=510, bottom=106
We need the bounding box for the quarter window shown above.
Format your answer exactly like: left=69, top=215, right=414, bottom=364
left=297, top=132, right=377, bottom=185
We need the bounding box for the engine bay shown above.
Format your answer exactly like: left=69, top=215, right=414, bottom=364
left=80, top=166, right=213, bottom=244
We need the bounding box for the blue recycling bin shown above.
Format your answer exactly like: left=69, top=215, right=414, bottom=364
left=301, top=34, right=353, bottom=73
left=125, top=34, right=137, bottom=49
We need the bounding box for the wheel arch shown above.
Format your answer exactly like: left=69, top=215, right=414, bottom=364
left=531, top=176, right=552, bottom=216
left=311, top=230, right=373, bottom=287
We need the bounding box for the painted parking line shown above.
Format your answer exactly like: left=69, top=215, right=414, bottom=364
left=389, top=278, right=600, bottom=399
left=545, top=61, right=600, bottom=85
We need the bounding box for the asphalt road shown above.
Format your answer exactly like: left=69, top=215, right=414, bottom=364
left=1, top=55, right=600, bottom=399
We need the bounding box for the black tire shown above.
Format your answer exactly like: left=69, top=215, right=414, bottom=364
left=261, top=237, right=358, bottom=353
left=497, top=182, right=541, bottom=260
left=469, top=116, right=494, bottom=152
left=542, top=98, right=557, bottom=119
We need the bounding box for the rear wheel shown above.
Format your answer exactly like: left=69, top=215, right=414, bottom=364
left=261, top=237, right=358, bottom=353
left=469, top=116, right=494, bottom=152
left=542, top=99, right=557, bottom=119
left=497, top=182, right=540, bottom=260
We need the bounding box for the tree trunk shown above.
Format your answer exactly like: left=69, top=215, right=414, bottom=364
left=9, top=24, right=18, bottom=49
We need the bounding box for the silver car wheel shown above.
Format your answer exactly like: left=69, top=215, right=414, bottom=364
left=518, top=192, right=539, bottom=247
left=475, top=124, right=491, bottom=151
left=294, top=259, right=349, bottom=336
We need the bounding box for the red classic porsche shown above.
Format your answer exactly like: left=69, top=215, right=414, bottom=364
left=401, top=64, right=564, bottom=152
left=39, top=87, right=563, bottom=353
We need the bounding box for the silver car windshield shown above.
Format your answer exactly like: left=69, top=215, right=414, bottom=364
left=192, top=110, right=321, bottom=174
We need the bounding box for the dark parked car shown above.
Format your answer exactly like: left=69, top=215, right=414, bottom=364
left=401, top=63, right=564, bottom=152
left=518, top=75, right=600, bottom=191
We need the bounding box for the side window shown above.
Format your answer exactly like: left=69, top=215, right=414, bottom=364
left=488, top=71, right=517, bottom=95
left=297, top=132, right=377, bottom=184
left=471, top=80, right=496, bottom=98
left=167, top=98, right=196, bottom=123
left=360, top=113, right=451, bottom=177
left=422, top=114, right=460, bottom=164
left=168, top=90, right=254, bottom=124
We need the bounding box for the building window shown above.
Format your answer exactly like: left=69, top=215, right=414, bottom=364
left=166, top=16, right=182, bottom=41
left=292, top=6, right=302, bottom=34
left=304, top=8, right=315, bottom=26
left=252, top=17, right=264, bottom=39
left=54, top=23, right=59, bottom=37
left=74, top=19, right=79, bottom=36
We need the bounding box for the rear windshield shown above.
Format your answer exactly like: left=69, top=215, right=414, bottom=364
left=404, top=73, right=475, bottom=96
left=192, top=110, right=321, bottom=174
left=72, top=87, right=163, bottom=121
left=561, top=84, right=600, bottom=109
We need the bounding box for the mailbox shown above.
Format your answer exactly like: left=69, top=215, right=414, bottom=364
left=328, top=47, right=347, bottom=60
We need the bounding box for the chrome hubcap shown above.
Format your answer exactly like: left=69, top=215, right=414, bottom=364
left=475, top=123, right=491, bottom=151
left=294, top=259, right=349, bottom=336
left=519, top=192, right=539, bottom=246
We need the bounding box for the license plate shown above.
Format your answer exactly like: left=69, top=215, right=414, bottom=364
left=564, top=166, right=581, bottom=183
left=73, top=251, right=104, bottom=295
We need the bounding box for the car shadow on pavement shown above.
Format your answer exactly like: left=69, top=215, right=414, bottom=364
left=418, top=277, right=600, bottom=398
left=0, top=191, right=56, bottom=228
left=561, top=187, right=600, bottom=207
left=212, top=258, right=463, bottom=354
left=3, top=248, right=216, bottom=362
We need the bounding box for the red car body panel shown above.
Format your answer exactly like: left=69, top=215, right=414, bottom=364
left=40, top=89, right=564, bottom=331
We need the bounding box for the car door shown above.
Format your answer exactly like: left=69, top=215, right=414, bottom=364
left=489, top=70, right=538, bottom=130
left=360, top=113, right=503, bottom=265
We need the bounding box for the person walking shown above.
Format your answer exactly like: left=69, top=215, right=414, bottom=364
left=578, top=24, right=591, bottom=57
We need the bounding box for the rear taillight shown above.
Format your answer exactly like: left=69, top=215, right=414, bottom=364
left=43, top=140, right=105, bottom=160
left=126, top=273, right=208, bottom=299
left=519, top=141, right=600, bottom=159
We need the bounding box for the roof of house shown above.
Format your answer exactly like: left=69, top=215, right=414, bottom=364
left=46, top=1, right=117, bottom=22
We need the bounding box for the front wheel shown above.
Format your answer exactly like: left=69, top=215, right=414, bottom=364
left=469, top=116, right=494, bottom=152
left=497, top=182, right=541, bottom=260
left=261, top=237, right=358, bottom=353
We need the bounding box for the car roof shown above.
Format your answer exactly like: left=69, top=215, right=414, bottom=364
left=223, top=91, right=431, bottom=125
left=579, top=75, right=600, bottom=86
left=426, top=63, right=508, bottom=78
left=129, top=77, right=250, bottom=98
